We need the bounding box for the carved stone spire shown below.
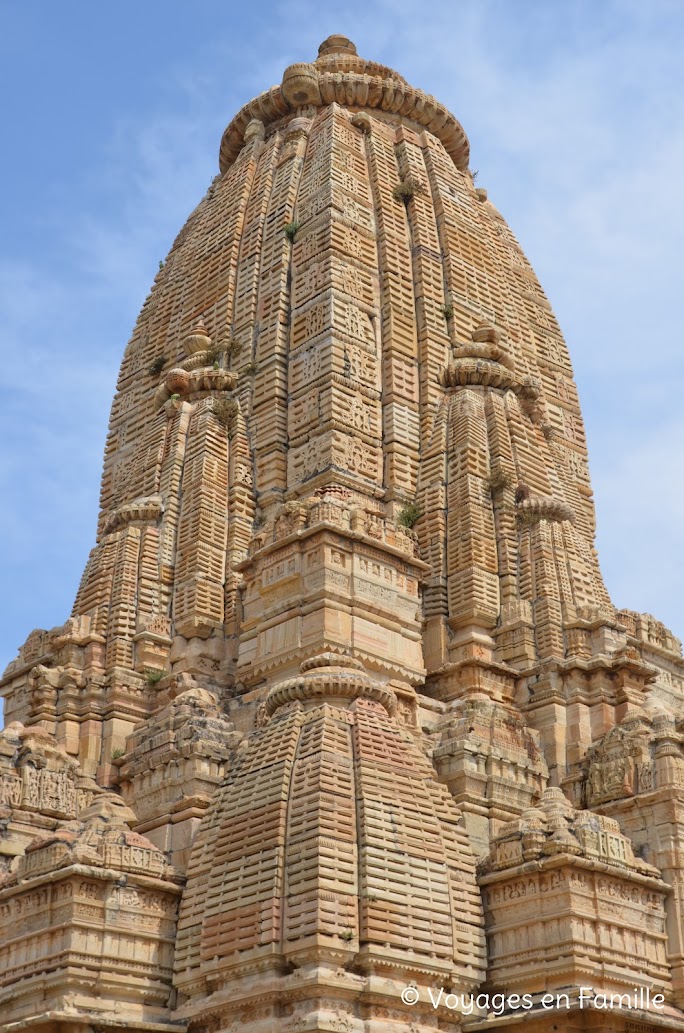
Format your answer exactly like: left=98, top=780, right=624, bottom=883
left=2, top=32, right=684, bottom=1033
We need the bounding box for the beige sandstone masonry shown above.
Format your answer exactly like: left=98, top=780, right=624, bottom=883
left=1, top=32, right=684, bottom=1033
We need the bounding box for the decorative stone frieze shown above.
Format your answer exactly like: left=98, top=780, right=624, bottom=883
left=0, top=793, right=183, bottom=1029
left=479, top=788, right=672, bottom=1002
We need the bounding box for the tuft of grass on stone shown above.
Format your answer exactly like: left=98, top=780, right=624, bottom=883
left=485, top=469, right=512, bottom=496
left=225, top=337, right=243, bottom=361
left=205, top=340, right=224, bottom=365
left=284, top=221, right=300, bottom=242
left=148, top=355, right=166, bottom=377
left=397, top=501, right=422, bottom=529
left=213, top=396, right=238, bottom=430
left=392, top=176, right=426, bottom=204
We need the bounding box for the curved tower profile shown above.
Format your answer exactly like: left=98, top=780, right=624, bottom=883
left=2, top=33, right=684, bottom=1033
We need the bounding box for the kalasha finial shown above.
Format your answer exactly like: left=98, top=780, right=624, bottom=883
left=317, top=34, right=357, bottom=57
left=471, top=320, right=502, bottom=345
left=183, top=315, right=212, bottom=356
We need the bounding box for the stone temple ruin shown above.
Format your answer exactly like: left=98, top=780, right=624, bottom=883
left=2, top=32, right=684, bottom=1033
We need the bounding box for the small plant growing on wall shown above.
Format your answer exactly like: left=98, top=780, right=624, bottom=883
left=145, top=668, right=164, bottom=685
left=441, top=303, right=454, bottom=322
left=485, top=469, right=512, bottom=496
left=148, top=355, right=166, bottom=377
left=206, top=340, right=224, bottom=366
left=284, top=221, right=300, bottom=242
left=514, top=483, right=531, bottom=505
left=398, top=501, right=422, bottom=528
left=111, top=747, right=126, bottom=760
left=213, top=396, right=238, bottom=432
left=222, top=334, right=243, bottom=363
left=225, top=337, right=243, bottom=362
left=392, top=176, right=426, bottom=204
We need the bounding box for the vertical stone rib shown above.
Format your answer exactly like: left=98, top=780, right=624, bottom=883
left=251, top=127, right=305, bottom=505
left=484, top=392, right=518, bottom=609
left=282, top=707, right=358, bottom=952
left=364, top=118, right=420, bottom=500
left=417, top=399, right=449, bottom=621
left=288, top=106, right=383, bottom=499
left=446, top=390, right=499, bottom=632
left=173, top=401, right=229, bottom=638
left=231, top=134, right=280, bottom=345
left=156, top=403, right=192, bottom=618
left=104, top=527, right=141, bottom=670
left=395, top=128, right=449, bottom=442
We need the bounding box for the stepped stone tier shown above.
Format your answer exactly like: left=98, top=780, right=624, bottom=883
left=2, top=31, right=684, bottom=1033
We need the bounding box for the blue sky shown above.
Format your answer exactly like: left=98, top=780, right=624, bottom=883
left=1, top=0, right=683, bottom=671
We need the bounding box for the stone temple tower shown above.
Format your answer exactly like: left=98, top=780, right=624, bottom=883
left=2, top=33, right=684, bottom=1033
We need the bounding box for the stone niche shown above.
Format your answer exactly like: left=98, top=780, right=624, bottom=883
left=479, top=788, right=673, bottom=1001
left=0, top=793, right=183, bottom=1028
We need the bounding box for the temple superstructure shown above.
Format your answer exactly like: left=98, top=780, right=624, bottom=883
left=2, top=34, right=684, bottom=1033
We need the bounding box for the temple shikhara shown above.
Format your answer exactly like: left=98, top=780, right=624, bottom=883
left=3, top=33, right=684, bottom=1033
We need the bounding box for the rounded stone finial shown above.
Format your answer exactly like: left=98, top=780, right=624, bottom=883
left=317, top=34, right=357, bottom=57
left=165, top=367, right=190, bottom=394
left=183, top=315, right=212, bottom=356
left=281, top=62, right=321, bottom=106
left=471, top=320, right=502, bottom=345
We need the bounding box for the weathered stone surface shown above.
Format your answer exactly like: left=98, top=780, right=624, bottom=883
left=0, top=792, right=183, bottom=1027
left=1, top=31, right=683, bottom=1033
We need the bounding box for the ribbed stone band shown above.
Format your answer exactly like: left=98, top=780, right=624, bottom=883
left=518, top=497, right=576, bottom=524
left=265, top=655, right=397, bottom=717
left=440, top=358, right=540, bottom=398
left=220, top=66, right=469, bottom=173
